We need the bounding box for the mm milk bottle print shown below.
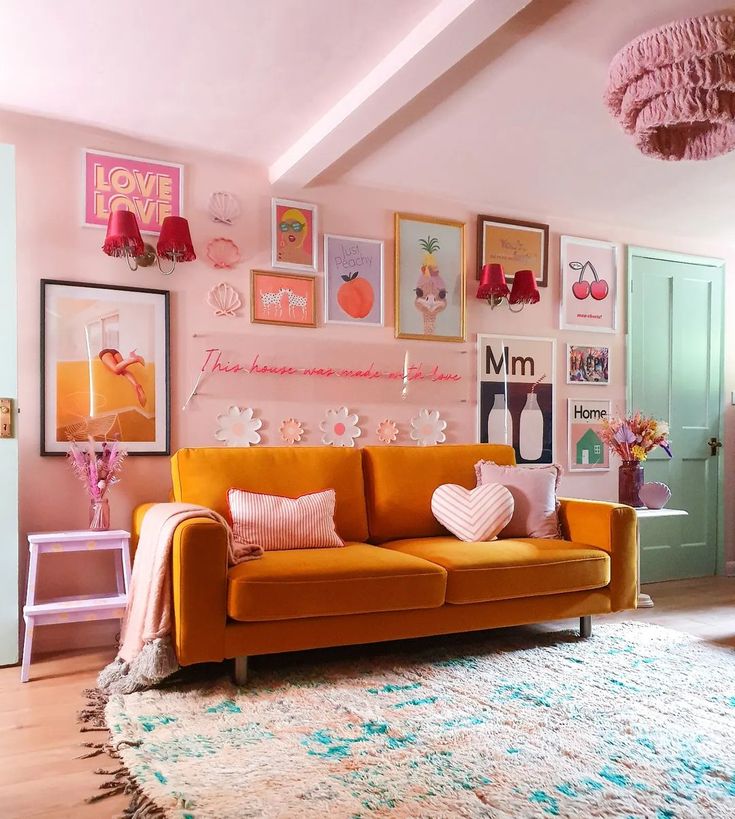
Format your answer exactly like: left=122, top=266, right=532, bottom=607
left=487, top=392, right=513, bottom=445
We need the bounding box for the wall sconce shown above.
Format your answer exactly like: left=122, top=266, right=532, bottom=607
left=102, top=211, right=196, bottom=274
left=477, top=264, right=540, bottom=312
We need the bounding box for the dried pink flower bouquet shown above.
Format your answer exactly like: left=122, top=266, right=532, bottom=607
left=67, top=439, right=126, bottom=529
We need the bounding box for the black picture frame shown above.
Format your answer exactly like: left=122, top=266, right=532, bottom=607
left=40, top=279, right=170, bottom=456
left=476, top=214, right=550, bottom=287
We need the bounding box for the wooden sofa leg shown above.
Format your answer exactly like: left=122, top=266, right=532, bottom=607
left=234, top=656, right=248, bottom=685
left=579, top=616, right=592, bottom=638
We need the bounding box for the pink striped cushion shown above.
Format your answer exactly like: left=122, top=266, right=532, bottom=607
left=227, top=488, right=344, bottom=551
left=431, top=483, right=514, bottom=542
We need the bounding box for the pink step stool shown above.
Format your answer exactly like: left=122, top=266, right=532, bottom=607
left=21, top=529, right=131, bottom=682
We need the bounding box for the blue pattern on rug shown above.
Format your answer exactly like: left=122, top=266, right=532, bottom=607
left=105, top=623, right=735, bottom=818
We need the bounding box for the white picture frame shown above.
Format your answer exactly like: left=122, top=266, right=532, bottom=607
left=477, top=334, right=556, bottom=465
left=567, top=398, right=611, bottom=472
left=323, top=234, right=384, bottom=326
left=271, top=197, right=318, bottom=272
left=566, top=343, right=610, bottom=385
left=560, top=235, right=618, bottom=333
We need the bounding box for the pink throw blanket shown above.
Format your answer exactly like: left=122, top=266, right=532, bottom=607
left=98, top=503, right=262, bottom=694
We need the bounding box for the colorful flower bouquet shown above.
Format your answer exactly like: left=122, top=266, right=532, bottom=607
left=67, top=439, right=126, bottom=530
left=600, top=412, right=672, bottom=462
left=600, top=412, right=671, bottom=507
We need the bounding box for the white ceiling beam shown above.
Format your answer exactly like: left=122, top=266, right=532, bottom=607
left=268, top=0, right=532, bottom=187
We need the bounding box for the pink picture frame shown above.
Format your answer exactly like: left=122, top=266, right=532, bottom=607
left=83, top=149, right=184, bottom=234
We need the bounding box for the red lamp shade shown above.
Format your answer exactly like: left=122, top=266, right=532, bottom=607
left=477, top=263, right=509, bottom=299
left=509, top=269, right=540, bottom=305
left=157, top=216, right=196, bottom=262
left=102, top=209, right=144, bottom=258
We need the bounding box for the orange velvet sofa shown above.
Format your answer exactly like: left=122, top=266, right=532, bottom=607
left=133, top=444, right=638, bottom=682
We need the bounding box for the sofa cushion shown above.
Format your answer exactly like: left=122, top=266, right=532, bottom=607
left=381, top=537, right=610, bottom=604
left=171, top=447, right=369, bottom=542
left=227, top=543, right=447, bottom=622
left=228, top=487, right=344, bottom=550
left=362, top=444, right=516, bottom=543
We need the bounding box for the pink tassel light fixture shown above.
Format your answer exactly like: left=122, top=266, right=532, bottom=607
left=605, top=13, right=735, bottom=160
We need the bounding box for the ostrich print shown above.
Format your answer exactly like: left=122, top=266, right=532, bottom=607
left=414, top=235, right=447, bottom=336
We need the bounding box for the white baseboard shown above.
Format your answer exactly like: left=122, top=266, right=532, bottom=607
left=726, top=561, right=735, bottom=577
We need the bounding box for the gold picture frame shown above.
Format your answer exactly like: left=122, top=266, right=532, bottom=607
left=250, top=270, right=317, bottom=328
left=394, top=212, right=466, bottom=342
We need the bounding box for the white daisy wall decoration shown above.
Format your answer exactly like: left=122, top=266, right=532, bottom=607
left=320, top=407, right=361, bottom=447
left=280, top=418, right=304, bottom=445
left=376, top=419, right=399, bottom=444
left=215, top=406, right=262, bottom=447
left=409, top=408, right=447, bottom=446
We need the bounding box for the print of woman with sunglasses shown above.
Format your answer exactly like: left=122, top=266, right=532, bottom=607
left=277, top=207, right=312, bottom=267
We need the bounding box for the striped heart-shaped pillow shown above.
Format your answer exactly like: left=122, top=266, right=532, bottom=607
left=431, top=483, right=514, bottom=542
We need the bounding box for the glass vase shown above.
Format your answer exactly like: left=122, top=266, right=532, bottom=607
left=89, top=498, right=110, bottom=531
left=618, top=460, right=644, bottom=507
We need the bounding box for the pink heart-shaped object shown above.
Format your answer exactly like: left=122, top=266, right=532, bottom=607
left=639, top=482, right=671, bottom=510
left=590, top=279, right=609, bottom=300
left=431, top=483, right=514, bottom=542
left=572, top=281, right=590, bottom=300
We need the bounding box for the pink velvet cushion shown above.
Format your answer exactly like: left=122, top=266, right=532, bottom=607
left=475, top=461, right=561, bottom=539
left=227, top=487, right=344, bottom=551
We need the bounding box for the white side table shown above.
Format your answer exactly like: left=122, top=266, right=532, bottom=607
left=21, top=529, right=131, bottom=683
left=634, top=508, right=688, bottom=608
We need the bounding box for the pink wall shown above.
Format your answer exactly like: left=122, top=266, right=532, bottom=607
left=2, top=111, right=733, bottom=653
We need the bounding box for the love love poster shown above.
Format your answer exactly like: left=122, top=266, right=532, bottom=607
left=83, top=149, right=184, bottom=233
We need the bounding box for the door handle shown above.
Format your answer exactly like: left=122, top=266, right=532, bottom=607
left=0, top=399, right=11, bottom=439
left=707, top=436, right=722, bottom=456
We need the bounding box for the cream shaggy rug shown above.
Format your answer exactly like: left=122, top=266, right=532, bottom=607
left=97, top=622, right=735, bottom=818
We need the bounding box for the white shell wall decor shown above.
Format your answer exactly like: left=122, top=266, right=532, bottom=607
left=207, top=282, right=242, bottom=317
left=206, top=237, right=241, bottom=269
left=208, top=191, right=240, bottom=225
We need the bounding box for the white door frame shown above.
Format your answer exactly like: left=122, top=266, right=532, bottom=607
left=0, top=144, right=18, bottom=665
left=627, top=246, right=726, bottom=576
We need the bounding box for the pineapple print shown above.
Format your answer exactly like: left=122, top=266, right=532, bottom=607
left=414, top=235, right=447, bottom=335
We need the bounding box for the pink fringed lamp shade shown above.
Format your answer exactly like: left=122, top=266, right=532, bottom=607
left=605, top=14, right=735, bottom=160
left=477, top=264, right=510, bottom=299
left=102, top=210, right=144, bottom=257
left=157, top=216, right=196, bottom=262
left=508, top=269, right=540, bottom=305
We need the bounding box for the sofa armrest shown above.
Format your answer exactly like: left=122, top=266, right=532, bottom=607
left=558, top=498, right=637, bottom=611
left=172, top=517, right=229, bottom=666
left=131, top=502, right=157, bottom=561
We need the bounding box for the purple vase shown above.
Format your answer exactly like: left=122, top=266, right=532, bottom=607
left=618, top=460, right=644, bottom=507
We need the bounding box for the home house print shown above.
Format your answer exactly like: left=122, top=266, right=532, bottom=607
left=576, top=428, right=604, bottom=466
left=567, top=399, right=610, bottom=472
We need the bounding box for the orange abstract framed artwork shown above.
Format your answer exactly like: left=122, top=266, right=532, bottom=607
left=250, top=270, right=317, bottom=328
left=40, top=280, right=170, bottom=455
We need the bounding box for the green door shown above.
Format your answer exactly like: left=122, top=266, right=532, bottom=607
left=0, top=145, right=18, bottom=665
left=628, top=248, right=724, bottom=582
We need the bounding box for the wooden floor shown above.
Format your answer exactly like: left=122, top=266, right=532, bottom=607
left=1, top=577, right=733, bottom=819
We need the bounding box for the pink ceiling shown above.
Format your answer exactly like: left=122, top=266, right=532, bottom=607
left=0, top=0, right=435, bottom=162
left=1, top=0, right=733, bottom=240
left=336, top=0, right=735, bottom=240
